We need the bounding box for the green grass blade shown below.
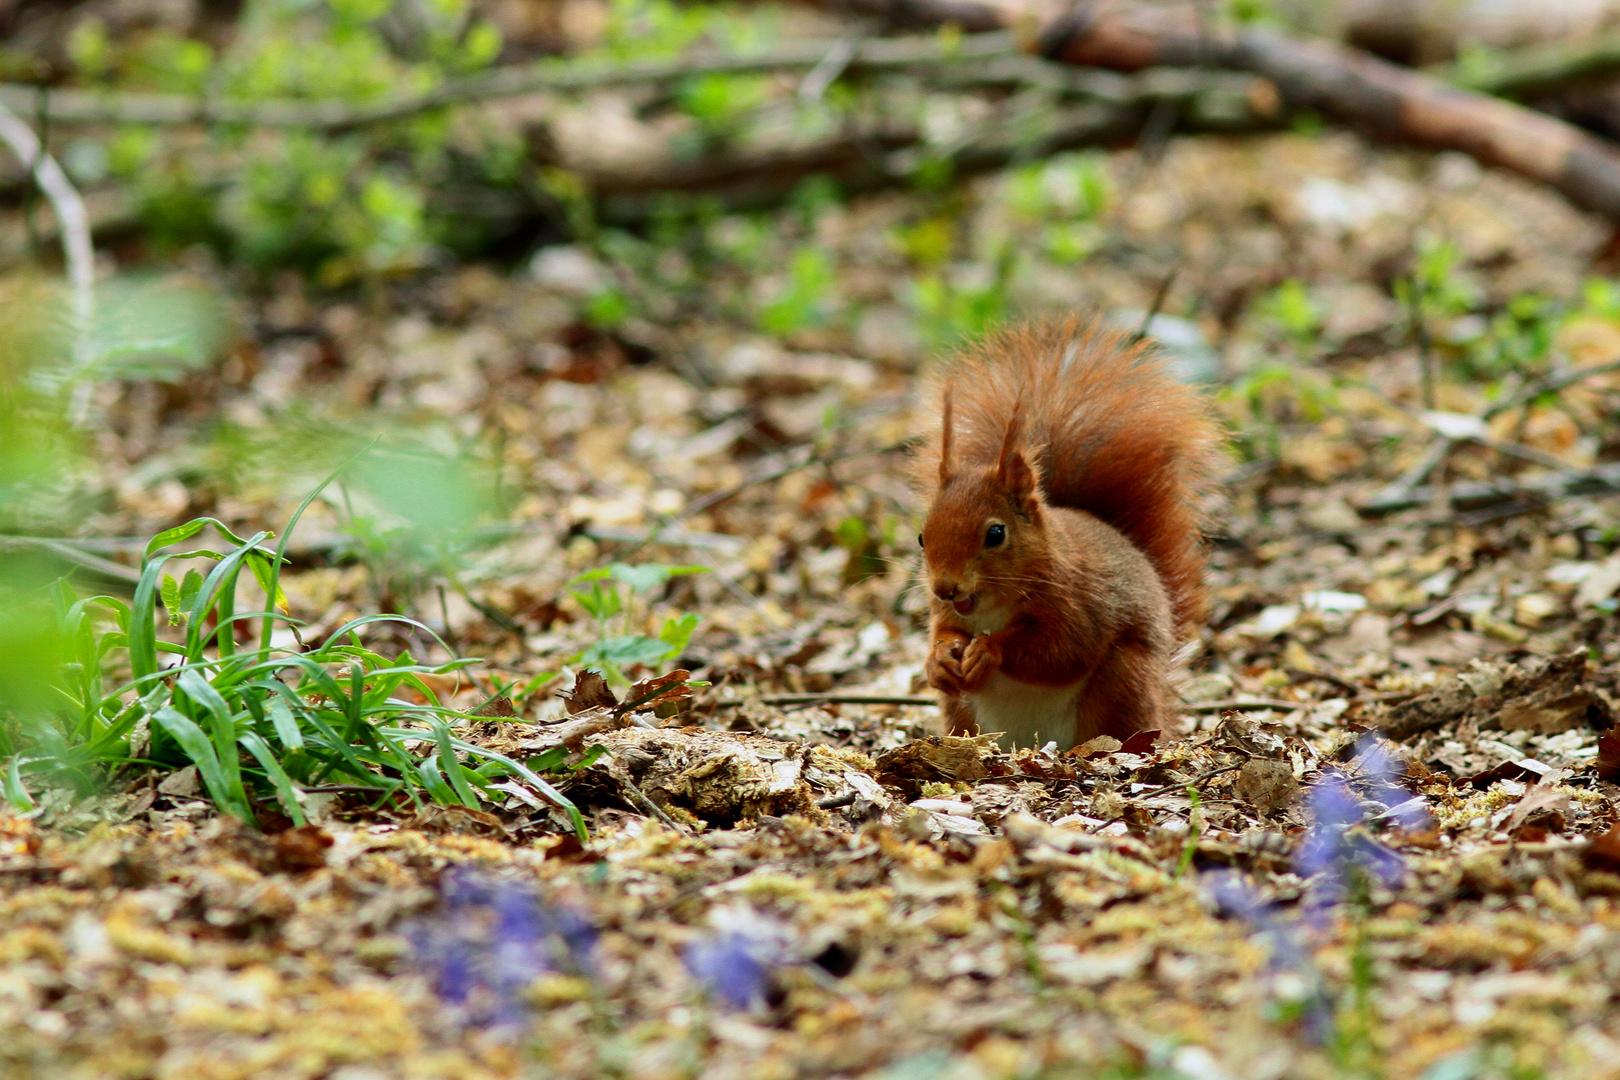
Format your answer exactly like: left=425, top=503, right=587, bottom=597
left=293, top=705, right=376, bottom=785
left=260, top=439, right=378, bottom=654
left=238, top=732, right=306, bottom=826
left=3, top=756, right=35, bottom=812
left=143, top=518, right=209, bottom=559
left=265, top=695, right=304, bottom=751
left=128, top=553, right=174, bottom=682
left=416, top=753, right=460, bottom=806
left=175, top=670, right=248, bottom=819
left=184, top=533, right=270, bottom=658
left=432, top=722, right=481, bottom=808
left=150, top=705, right=241, bottom=819
left=406, top=731, right=587, bottom=841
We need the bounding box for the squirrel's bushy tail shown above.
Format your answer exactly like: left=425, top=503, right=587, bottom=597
left=918, top=317, right=1225, bottom=635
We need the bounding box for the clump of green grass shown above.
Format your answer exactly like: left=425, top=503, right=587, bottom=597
left=0, top=471, right=588, bottom=839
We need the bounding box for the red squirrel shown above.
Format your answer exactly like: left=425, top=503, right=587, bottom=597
left=916, top=317, right=1222, bottom=751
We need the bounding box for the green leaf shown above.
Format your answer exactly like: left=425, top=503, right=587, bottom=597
left=609, top=562, right=709, bottom=592
left=579, top=635, right=675, bottom=668
left=526, top=744, right=607, bottom=774
left=570, top=580, right=623, bottom=622
left=159, top=574, right=183, bottom=625
left=178, top=569, right=204, bottom=609
left=416, top=753, right=460, bottom=806
left=658, top=613, right=699, bottom=657
left=243, top=550, right=289, bottom=614
left=514, top=671, right=558, bottom=701
left=143, top=519, right=208, bottom=559
left=3, top=756, right=35, bottom=812
left=176, top=669, right=248, bottom=817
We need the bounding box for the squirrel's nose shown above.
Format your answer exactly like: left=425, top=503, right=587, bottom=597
left=932, top=582, right=960, bottom=603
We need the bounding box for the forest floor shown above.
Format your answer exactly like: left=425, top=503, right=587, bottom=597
left=6, top=129, right=1620, bottom=1080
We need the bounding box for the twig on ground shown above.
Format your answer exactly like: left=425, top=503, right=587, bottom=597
left=1359, top=461, right=1620, bottom=517
left=621, top=775, right=693, bottom=835
left=1181, top=698, right=1307, bottom=713
left=1359, top=366, right=1619, bottom=517
left=1436, top=30, right=1620, bottom=100
left=1287, top=668, right=1364, bottom=697
left=1483, top=358, right=1620, bottom=419
left=1129, top=268, right=1179, bottom=344
left=1133, top=762, right=1245, bottom=800
left=712, top=693, right=937, bottom=708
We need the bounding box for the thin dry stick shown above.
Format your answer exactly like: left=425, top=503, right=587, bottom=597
left=621, top=775, right=693, bottom=835
left=712, top=693, right=937, bottom=708
left=1129, top=268, right=1179, bottom=344
left=0, top=536, right=141, bottom=584
left=711, top=694, right=1315, bottom=711
left=1483, top=357, right=1620, bottom=419
left=1133, top=762, right=1245, bottom=800
left=1181, top=698, right=1304, bottom=713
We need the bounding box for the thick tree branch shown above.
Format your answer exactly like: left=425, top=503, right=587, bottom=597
left=803, top=0, right=1620, bottom=222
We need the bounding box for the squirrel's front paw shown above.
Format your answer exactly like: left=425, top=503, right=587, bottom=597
left=925, top=630, right=971, bottom=697
left=958, top=635, right=1002, bottom=694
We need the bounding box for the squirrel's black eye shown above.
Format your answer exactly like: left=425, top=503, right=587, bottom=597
left=917, top=532, right=925, bottom=549
left=984, top=523, right=1006, bottom=548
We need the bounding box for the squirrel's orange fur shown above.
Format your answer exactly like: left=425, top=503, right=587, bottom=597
left=915, top=317, right=1223, bottom=750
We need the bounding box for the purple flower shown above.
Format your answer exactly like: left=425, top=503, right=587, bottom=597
left=685, top=932, right=773, bottom=1010
left=683, top=904, right=792, bottom=1011
left=408, top=867, right=595, bottom=1027
left=1295, top=764, right=1408, bottom=918
left=1353, top=736, right=1435, bottom=831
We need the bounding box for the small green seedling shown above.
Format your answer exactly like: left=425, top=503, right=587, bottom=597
left=567, top=562, right=708, bottom=685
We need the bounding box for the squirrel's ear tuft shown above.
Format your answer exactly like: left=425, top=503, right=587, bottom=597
left=997, top=405, right=1038, bottom=507
left=1000, top=449, right=1038, bottom=506
left=938, top=387, right=955, bottom=484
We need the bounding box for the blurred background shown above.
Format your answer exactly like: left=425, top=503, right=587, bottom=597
left=9, top=4, right=1620, bottom=1076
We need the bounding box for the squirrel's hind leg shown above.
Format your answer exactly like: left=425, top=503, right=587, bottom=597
left=1075, top=641, right=1170, bottom=742
left=942, top=696, right=978, bottom=737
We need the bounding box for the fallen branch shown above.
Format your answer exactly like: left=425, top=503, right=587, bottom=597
left=1360, top=360, right=1620, bottom=516
left=1359, top=461, right=1620, bottom=518
left=808, top=0, right=1620, bottom=222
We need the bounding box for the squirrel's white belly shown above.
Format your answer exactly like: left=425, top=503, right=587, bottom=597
left=969, top=671, right=1087, bottom=751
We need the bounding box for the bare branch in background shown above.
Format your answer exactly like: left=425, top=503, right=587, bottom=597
left=801, top=0, right=1620, bottom=222
left=0, top=33, right=1018, bottom=132
left=0, top=100, right=92, bottom=340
